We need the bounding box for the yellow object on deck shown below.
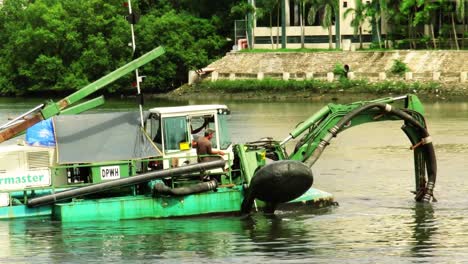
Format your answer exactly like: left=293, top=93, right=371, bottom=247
left=179, top=142, right=190, bottom=150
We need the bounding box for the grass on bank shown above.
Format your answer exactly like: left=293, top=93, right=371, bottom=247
left=238, top=47, right=399, bottom=53
left=239, top=48, right=342, bottom=53
left=193, top=78, right=441, bottom=95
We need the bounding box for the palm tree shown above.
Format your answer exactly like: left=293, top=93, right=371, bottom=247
left=451, top=0, right=461, bottom=50
left=367, top=0, right=388, bottom=48
left=384, top=0, right=402, bottom=48
left=344, top=0, right=369, bottom=49
left=399, top=0, right=420, bottom=49
left=406, top=0, right=438, bottom=49
left=424, top=0, right=439, bottom=49
left=298, top=0, right=311, bottom=49
left=455, top=0, right=466, bottom=49
left=230, top=2, right=256, bottom=49
left=323, top=1, right=337, bottom=49
left=299, top=0, right=306, bottom=48
left=256, top=0, right=278, bottom=49
left=307, top=0, right=338, bottom=49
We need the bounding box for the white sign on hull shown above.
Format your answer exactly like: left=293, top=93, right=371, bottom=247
left=0, top=169, right=51, bottom=190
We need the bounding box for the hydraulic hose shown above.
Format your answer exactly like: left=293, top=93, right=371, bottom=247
left=27, top=159, right=225, bottom=207
left=304, top=102, right=436, bottom=203
left=153, top=180, right=218, bottom=196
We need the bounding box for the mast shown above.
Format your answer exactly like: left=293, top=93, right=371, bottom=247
left=125, top=0, right=144, bottom=128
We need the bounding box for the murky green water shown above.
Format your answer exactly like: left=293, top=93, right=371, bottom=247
left=0, top=96, right=467, bottom=263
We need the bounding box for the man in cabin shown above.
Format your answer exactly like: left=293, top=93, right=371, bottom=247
left=196, top=128, right=224, bottom=163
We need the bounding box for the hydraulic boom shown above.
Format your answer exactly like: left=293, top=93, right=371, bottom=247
left=240, top=94, right=436, bottom=214
left=283, top=94, right=436, bottom=202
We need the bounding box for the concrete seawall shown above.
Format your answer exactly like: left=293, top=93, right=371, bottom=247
left=194, top=50, right=468, bottom=86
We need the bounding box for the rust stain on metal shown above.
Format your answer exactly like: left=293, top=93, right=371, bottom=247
left=58, top=99, right=69, bottom=110
left=0, top=114, right=44, bottom=143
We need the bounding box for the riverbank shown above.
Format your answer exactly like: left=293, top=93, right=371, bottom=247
left=156, top=79, right=468, bottom=103
left=167, top=50, right=468, bottom=102
left=206, top=50, right=468, bottom=77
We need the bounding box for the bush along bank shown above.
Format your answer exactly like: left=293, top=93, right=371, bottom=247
left=189, top=78, right=443, bottom=96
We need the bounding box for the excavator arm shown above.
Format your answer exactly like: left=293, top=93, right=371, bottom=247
left=0, top=46, right=165, bottom=143
left=280, top=94, right=436, bottom=202
left=237, top=95, right=436, bottom=215
left=241, top=94, right=436, bottom=214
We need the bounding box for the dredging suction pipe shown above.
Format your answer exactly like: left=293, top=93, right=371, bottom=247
left=305, top=102, right=437, bottom=203
left=27, top=159, right=225, bottom=208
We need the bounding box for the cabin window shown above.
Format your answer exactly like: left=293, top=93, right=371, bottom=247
left=217, top=114, right=231, bottom=150
left=190, top=115, right=218, bottom=149
left=163, top=116, right=188, bottom=152
left=190, top=115, right=208, bottom=143
left=148, top=115, right=162, bottom=144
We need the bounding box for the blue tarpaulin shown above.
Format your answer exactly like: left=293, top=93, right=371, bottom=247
left=25, top=119, right=55, bottom=147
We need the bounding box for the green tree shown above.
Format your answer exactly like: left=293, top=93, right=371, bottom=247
left=450, top=0, right=460, bottom=50
left=344, top=0, right=369, bottom=49
left=0, top=0, right=130, bottom=95
left=159, top=0, right=241, bottom=37
left=456, top=0, right=466, bottom=49
left=231, top=2, right=256, bottom=49
left=0, top=0, right=230, bottom=95
left=308, top=0, right=338, bottom=49
left=400, top=0, right=424, bottom=49
left=256, top=0, right=279, bottom=49
left=455, top=0, right=465, bottom=49
left=136, top=9, right=227, bottom=91
left=387, top=0, right=441, bottom=49
left=367, top=0, right=388, bottom=48
left=415, top=1, right=440, bottom=49
left=299, top=0, right=307, bottom=49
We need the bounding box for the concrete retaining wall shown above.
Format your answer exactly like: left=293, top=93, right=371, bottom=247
left=199, top=50, right=468, bottom=84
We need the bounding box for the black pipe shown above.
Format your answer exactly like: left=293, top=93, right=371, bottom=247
left=153, top=180, right=218, bottom=196
left=27, top=160, right=225, bottom=207
left=322, top=102, right=436, bottom=202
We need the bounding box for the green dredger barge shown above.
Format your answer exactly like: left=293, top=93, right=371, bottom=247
left=0, top=47, right=437, bottom=222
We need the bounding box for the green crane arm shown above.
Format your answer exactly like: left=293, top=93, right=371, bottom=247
left=282, top=94, right=436, bottom=202
left=0, top=46, right=165, bottom=143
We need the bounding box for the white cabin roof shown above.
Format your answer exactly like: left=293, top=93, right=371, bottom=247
left=0, top=144, right=52, bottom=153
left=149, top=104, right=229, bottom=115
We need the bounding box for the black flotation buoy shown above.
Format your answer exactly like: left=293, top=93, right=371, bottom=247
left=241, top=160, right=313, bottom=214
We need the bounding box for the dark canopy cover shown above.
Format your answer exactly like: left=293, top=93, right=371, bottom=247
left=54, top=112, right=161, bottom=164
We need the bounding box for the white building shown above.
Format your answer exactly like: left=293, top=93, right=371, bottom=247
left=245, top=0, right=378, bottom=49
left=246, top=0, right=464, bottom=50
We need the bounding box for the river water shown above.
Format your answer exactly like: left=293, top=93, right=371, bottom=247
left=0, top=95, right=467, bottom=263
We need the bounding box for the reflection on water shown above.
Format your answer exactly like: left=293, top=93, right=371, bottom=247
left=410, top=204, right=437, bottom=259
left=0, top=205, right=459, bottom=263
left=0, top=97, right=468, bottom=263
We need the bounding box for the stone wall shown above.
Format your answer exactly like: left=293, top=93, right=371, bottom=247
left=201, top=50, right=468, bottom=85
left=208, top=50, right=468, bottom=74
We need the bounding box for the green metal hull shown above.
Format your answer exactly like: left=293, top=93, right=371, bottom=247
left=0, top=204, right=52, bottom=219
left=52, top=187, right=333, bottom=222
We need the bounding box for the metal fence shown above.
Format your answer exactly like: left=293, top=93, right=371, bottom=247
left=234, top=20, right=247, bottom=50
